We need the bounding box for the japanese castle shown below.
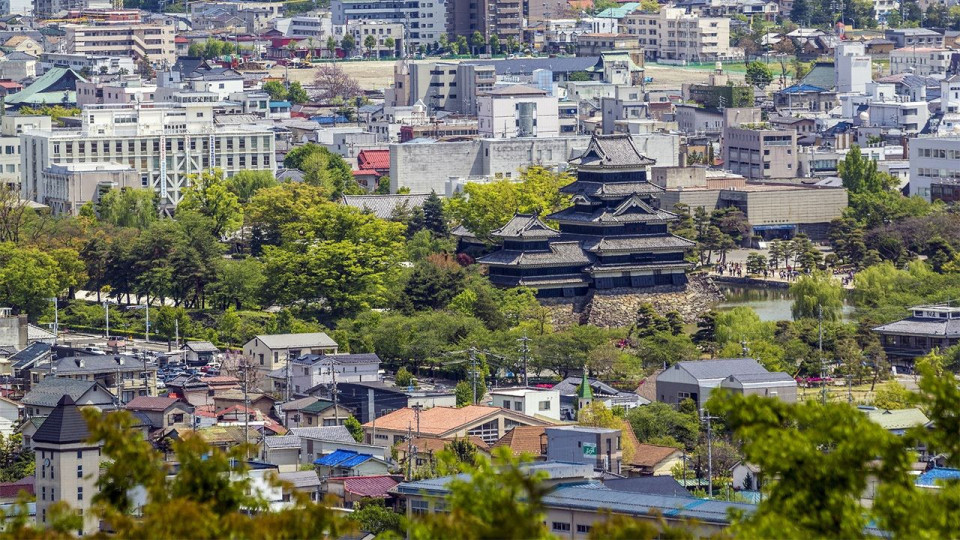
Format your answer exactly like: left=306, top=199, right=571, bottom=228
left=478, top=134, right=694, bottom=297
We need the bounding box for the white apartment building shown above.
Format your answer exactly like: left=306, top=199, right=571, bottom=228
left=286, top=15, right=333, bottom=38
left=909, top=136, right=960, bottom=200
left=330, top=0, right=446, bottom=49
left=625, top=7, right=734, bottom=62
left=287, top=353, right=381, bottom=395
left=889, top=47, right=952, bottom=76
left=64, top=21, right=176, bottom=65
left=873, top=0, right=900, bottom=24
left=21, top=103, right=276, bottom=210
left=0, top=115, right=51, bottom=191
left=489, top=388, right=561, bottom=421
left=865, top=100, right=928, bottom=134
left=39, top=53, right=136, bottom=76
left=76, top=79, right=157, bottom=107
left=478, top=85, right=560, bottom=139
left=334, top=20, right=405, bottom=57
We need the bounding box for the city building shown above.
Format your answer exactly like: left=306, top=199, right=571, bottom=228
left=330, top=0, right=447, bottom=49
left=477, top=85, right=560, bottom=138
left=21, top=378, right=117, bottom=420
left=872, top=304, right=960, bottom=366
left=336, top=381, right=457, bottom=423
left=722, top=108, right=798, bottom=180
left=34, top=396, right=102, bottom=535
left=39, top=53, right=136, bottom=76
left=625, top=8, right=735, bottom=62
left=75, top=78, right=158, bottom=107
left=0, top=114, right=50, bottom=191
left=489, top=388, right=561, bottom=420
left=656, top=358, right=798, bottom=407
left=337, top=20, right=405, bottom=58
left=908, top=136, right=960, bottom=201
left=835, top=41, right=872, bottom=94
left=889, top=48, right=953, bottom=76
left=575, top=33, right=641, bottom=56
left=21, top=103, right=277, bottom=211
left=478, top=134, right=693, bottom=297
left=64, top=21, right=177, bottom=65
left=884, top=27, right=944, bottom=48
left=37, top=162, right=140, bottom=215
left=544, top=426, right=622, bottom=474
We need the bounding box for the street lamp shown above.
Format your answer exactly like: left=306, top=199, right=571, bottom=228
left=49, top=297, right=58, bottom=345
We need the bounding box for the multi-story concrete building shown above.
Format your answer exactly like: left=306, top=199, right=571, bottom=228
left=330, top=0, right=446, bottom=49
left=38, top=162, right=140, bottom=215
left=625, top=7, right=734, bottom=62
left=287, top=353, right=381, bottom=395
left=722, top=108, right=797, bottom=180
left=21, top=103, right=277, bottom=210
left=34, top=396, right=102, bottom=535
left=478, top=85, right=559, bottom=138
left=75, top=78, right=157, bottom=107
left=884, top=27, right=944, bottom=48
left=39, top=53, right=136, bottom=76
left=336, top=20, right=405, bottom=58
left=909, top=136, right=960, bottom=200
left=286, top=15, right=333, bottom=38
left=489, top=388, right=561, bottom=420
left=64, top=21, right=176, bottom=65
left=836, top=41, right=872, bottom=94
left=889, top=47, right=953, bottom=76
left=488, top=0, right=523, bottom=41
left=0, top=114, right=50, bottom=191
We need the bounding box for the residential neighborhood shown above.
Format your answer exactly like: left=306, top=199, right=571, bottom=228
left=0, top=0, right=956, bottom=537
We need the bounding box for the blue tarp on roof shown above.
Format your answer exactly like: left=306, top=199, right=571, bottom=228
left=270, top=101, right=291, bottom=108
left=781, top=83, right=826, bottom=94
left=314, top=449, right=374, bottom=467
left=916, top=468, right=960, bottom=486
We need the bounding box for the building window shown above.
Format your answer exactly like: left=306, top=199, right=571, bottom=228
left=411, top=499, right=429, bottom=515
left=78, top=486, right=83, bottom=501
left=552, top=522, right=571, bottom=532
left=577, top=524, right=592, bottom=533
left=77, top=465, right=82, bottom=478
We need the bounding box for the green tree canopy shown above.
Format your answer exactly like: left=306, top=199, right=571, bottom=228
left=178, top=169, right=243, bottom=237
left=790, top=271, right=845, bottom=321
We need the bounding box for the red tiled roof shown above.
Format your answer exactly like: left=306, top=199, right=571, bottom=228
left=330, top=475, right=400, bottom=498
left=0, top=476, right=33, bottom=499
left=492, top=426, right=546, bottom=456
left=357, top=149, right=389, bottom=171
left=0, top=81, right=22, bottom=89
left=352, top=169, right=378, bottom=177
left=174, top=36, right=189, bottom=43
left=632, top=443, right=682, bottom=468
left=125, top=396, right=179, bottom=412
left=201, top=376, right=239, bottom=385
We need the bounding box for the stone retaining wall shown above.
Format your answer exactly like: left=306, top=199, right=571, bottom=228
left=541, top=275, right=724, bottom=329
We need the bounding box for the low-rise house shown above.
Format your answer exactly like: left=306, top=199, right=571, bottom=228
left=872, top=304, right=960, bottom=367
left=183, top=341, right=219, bottom=366
left=166, top=375, right=212, bottom=407
left=314, top=449, right=391, bottom=477
left=489, top=388, right=561, bottom=421
left=863, top=407, right=930, bottom=436
left=277, top=470, right=323, bottom=503
left=213, top=390, right=277, bottom=418
left=288, top=353, right=381, bottom=395
left=656, top=358, right=797, bottom=407
left=492, top=426, right=547, bottom=458
left=363, top=405, right=553, bottom=448
left=551, top=376, right=648, bottom=420
left=731, top=462, right=762, bottom=491
left=30, top=355, right=158, bottom=404
left=0, top=396, right=21, bottom=437
left=244, top=333, right=338, bottom=372
left=124, top=396, right=195, bottom=435
left=394, top=436, right=490, bottom=470
left=262, top=434, right=303, bottom=470
left=194, top=425, right=263, bottom=454
left=325, top=475, right=401, bottom=508
left=629, top=443, right=683, bottom=477
left=21, top=378, right=116, bottom=419
left=293, top=426, right=386, bottom=466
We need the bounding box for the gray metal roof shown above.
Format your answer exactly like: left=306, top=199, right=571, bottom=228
left=50, top=355, right=150, bottom=375
left=289, top=426, right=354, bottom=443
left=541, top=484, right=753, bottom=524
left=674, top=358, right=769, bottom=381
left=185, top=341, right=219, bottom=353
left=873, top=317, right=960, bottom=338
left=251, top=333, right=338, bottom=350
left=292, top=353, right=381, bottom=366
left=277, top=470, right=322, bottom=488
left=33, top=395, right=92, bottom=445
left=22, top=378, right=100, bottom=407
left=552, top=376, right=620, bottom=396
left=584, top=235, right=695, bottom=253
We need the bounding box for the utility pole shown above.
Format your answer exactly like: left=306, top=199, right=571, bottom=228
left=819, top=304, right=827, bottom=405
left=50, top=297, right=58, bottom=345
left=518, top=334, right=530, bottom=386
left=104, top=301, right=110, bottom=338
left=242, top=357, right=250, bottom=460
left=406, top=424, right=414, bottom=480
left=174, top=319, right=180, bottom=352
left=470, top=347, right=478, bottom=405
left=332, top=360, right=340, bottom=423
left=144, top=301, right=149, bottom=342
left=285, top=354, right=290, bottom=403
left=701, top=408, right=718, bottom=498
left=412, top=404, right=421, bottom=437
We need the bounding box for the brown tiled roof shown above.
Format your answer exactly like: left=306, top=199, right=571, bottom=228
left=492, top=426, right=547, bottom=457
left=632, top=444, right=682, bottom=468
left=125, top=396, right=180, bottom=412
left=364, top=406, right=548, bottom=435
left=400, top=435, right=491, bottom=455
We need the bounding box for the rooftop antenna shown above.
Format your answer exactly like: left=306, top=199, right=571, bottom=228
left=819, top=303, right=827, bottom=405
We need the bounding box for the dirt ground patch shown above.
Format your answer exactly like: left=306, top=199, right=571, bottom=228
left=269, top=58, right=740, bottom=92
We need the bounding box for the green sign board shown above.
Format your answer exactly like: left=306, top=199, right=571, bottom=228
left=582, top=443, right=597, bottom=456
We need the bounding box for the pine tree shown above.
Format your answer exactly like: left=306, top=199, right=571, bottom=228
left=422, top=191, right=448, bottom=237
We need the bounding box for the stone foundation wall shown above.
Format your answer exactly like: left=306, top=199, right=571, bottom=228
left=541, top=275, right=723, bottom=329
